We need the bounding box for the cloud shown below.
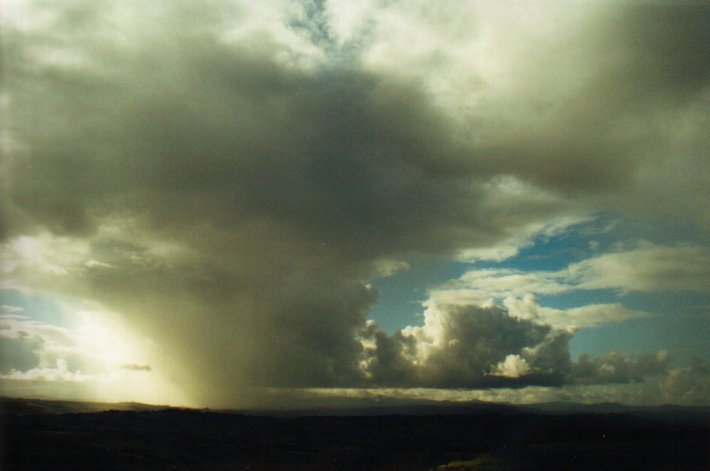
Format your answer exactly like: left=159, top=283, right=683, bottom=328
left=0, top=0, right=573, bottom=402
left=1, top=305, right=24, bottom=313
left=660, top=357, right=710, bottom=405
left=426, top=241, right=708, bottom=330
left=359, top=300, right=660, bottom=389
left=356, top=1, right=710, bottom=222
left=1, top=0, right=708, bottom=406
left=572, top=351, right=671, bottom=385
left=0, top=314, right=90, bottom=375
left=121, top=363, right=152, bottom=372
left=493, top=354, right=532, bottom=379
left=535, top=303, right=650, bottom=331
left=499, top=296, right=650, bottom=330
left=0, top=305, right=186, bottom=404
left=372, top=259, right=410, bottom=278
left=0, top=310, right=149, bottom=380
left=361, top=297, right=670, bottom=391
left=569, top=242, right=710, bottom=294
left=0, top=331, right=42, bottom=374
left=0, top=358, right=92, bottom=382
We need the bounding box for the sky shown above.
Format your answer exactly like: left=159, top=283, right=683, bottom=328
left=1, top=0, right=709, bottom=409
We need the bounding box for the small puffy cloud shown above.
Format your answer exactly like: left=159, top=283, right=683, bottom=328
left=494, top=354, right=532, bottom=378
left=372, top=259, right=410, bottom=278
left=121, top=363, right=152, bottom=372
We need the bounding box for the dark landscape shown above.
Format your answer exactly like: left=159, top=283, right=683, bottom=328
left=1, top=397, right=708, bottom=470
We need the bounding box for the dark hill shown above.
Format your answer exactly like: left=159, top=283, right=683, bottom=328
left=1, top=397, right=708, bottom=470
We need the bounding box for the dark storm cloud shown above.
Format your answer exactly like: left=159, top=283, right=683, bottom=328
left=617, top=3, right=710, bottom=100
left=1, top=1, right=565, bottom=401
left=4, top=37, right=500, bottom=257
left=472, top=2, right=710, bottom=201
left=2, top=0, right=709, bottom=406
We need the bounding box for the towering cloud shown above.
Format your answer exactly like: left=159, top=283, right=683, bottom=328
left=359, top=303, right=574, bottom=388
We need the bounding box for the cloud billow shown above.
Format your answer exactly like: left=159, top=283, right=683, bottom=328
left=359, top=303, right=573, bottom=388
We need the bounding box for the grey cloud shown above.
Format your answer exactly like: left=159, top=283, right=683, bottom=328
left=660, top=357, right=710, bottom=405
left=359, top=321, right=418, bottom=387
left=411, top=305, right=563, bottom=388
left=614, top=3, right=710, bottom=101
left=1, top=1, right=570, bottom=402
left=470, top=3, right=710, bottom=219
left=572, top=351, right=670, bottom=385
left=121, top=364, right=152, bottom=372
left=7, top=42, right=492, bottom=255
left=0, top=332, right=43, bottom=374
left=1, top=0, right=708, bottom=406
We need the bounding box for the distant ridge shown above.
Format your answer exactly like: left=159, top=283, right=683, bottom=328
left=3, top=395, right=708, bottom=419
left=0, top=396, right=177, bottom=416
left=523, top=401, right=710, bottom=417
